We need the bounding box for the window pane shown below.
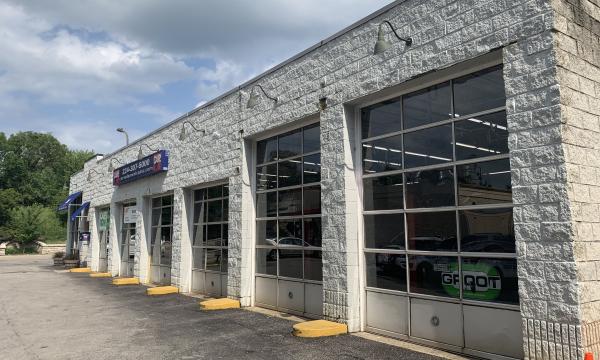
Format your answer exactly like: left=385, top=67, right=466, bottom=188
left=459, top=208, right=515, bottom=253
left=222, top=184, right=229, bottom=197
left=406, top=212, right=457, bottom=251
left=207, top=185, right=222, bottom=199
left=193, top=202, right=205, bottom=224
left=453, top=65, right=505, bottom=116
left=457, top=159, right=512, bottom=206
left=256, top=163, right=277, bottom=191
left=366, top=253, right=407, bottom=291
left=222, top=249, right=228, bottom=273
left=206, top=249, right=221, bottom=272
left=409, top=255, right=459, bottom=298
left=256, top=191, right=277, bottom=218
left=162, top=196, right=173, bottom=206
left=279, top=249, right=303, bottom=279
left=303, top=124, right=320, bottom=153
left=363, top=174, right=403, bottom=211
left=454, top=111, right=509, bottom=160
left=405, top=167, right=455, bottom=208
left=206, top=200, right=222, bottom=223
left=303, top=186, right=321, bottom=215
left=192, top=247, right=204, bottom=270
left=362, top=135, right=402, bottom=174
left=304, top=250, right=322, bottom=281
left=152, top=198, right=161, bottom=208
left=278, top=158, right=302, bottom=188
left=278, top=188, right=302, bottom=216
left=303, top=218, right=322, bottom=247
left=205, top=224, right=222, bottom=247
left=222, top=224, right=228, bottom=247
left=364, top=214, right=405, bottom=250
left=361, top=99, right=402, bottom=139
left=151, top=208, right=160, bottom=226
left=403, top=82, right=451, bottom=129
left=278, top=219, right=303, bottom=246
left=257, top=137, right=277, bottom=164
left=404, top=124, right=453, bottom=168
left=160, top=227, right=172, bottom=266
left=161, top=206, right=172, bottom=226
left=223, top=199, right=229, bottom=222
left=256, top=220, right=277, bottom=246
left=194, top=189, right=207, bottom=202
left=256, top=249, right=277, bottom=276
left=278, top=129, right=302, bottom=159
left=192, top=225, right=204, bottom=246
left=461, top=257, right=518, bottom=305
left=303, top=153, right=321, bottom=184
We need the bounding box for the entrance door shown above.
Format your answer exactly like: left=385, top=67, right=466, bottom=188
left=120, top=202, right=136, bottom=277
left=150, top=195, right=173, bottom=285
left=191, top=183, right=229, bottom=296
left=254, top=123, right=323, bottom=317
left=359, top=65, right=522, bottom=359
left=98, top=208, right=110, bottom=272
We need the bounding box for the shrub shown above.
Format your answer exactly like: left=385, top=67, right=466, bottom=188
left=53, top=251, right=65, bottom=259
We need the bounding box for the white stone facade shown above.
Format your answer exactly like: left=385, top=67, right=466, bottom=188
left=67, top=0, right=600, bottom=359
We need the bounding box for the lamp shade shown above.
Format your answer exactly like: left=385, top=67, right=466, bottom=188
left=373, top=25, right=392, bottom=54
left=179, top=125, right=187, bottom=141
left=247, top=92, right=259, bottom=109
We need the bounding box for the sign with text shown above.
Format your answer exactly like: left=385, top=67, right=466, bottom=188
left=112, top=150, right=169, bottom=186
left=99, top=209, right=110, bottom=231
left=123, top=206, right=138, bottom=224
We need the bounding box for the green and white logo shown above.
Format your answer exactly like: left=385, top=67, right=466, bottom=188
left=441, top=262, right=502, bottom=300
left=99, top=210, right=110, bottom=231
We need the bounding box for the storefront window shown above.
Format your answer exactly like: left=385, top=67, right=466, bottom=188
left=150, top=195, right=173, bottom=266
left=255, top=123, right=322, bottom=281
left=361, top=65, right=517, bottom=308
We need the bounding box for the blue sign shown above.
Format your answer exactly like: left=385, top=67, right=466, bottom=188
left=113, top=150, right=169, bottom=186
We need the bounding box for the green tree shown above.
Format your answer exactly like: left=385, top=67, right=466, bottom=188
left=4, top=205, right=44, bottom=251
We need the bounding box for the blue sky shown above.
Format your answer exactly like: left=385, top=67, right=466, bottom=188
left=0, top=0, right=393, bottom=153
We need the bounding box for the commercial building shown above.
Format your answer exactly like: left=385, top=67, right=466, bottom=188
left=62, top=0, right=600, bottom=359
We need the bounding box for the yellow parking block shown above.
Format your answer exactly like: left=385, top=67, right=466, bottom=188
left=293, top=320, right=348, bottom=338
left=89, top=272, right=112, bottom=278
left=112, top=277, right=139, bottom=286
left=147, top=286, right=179, bottom=296
left=69, top=267, right=92, bottom=273
left=199, top=298, right=241, bottom=310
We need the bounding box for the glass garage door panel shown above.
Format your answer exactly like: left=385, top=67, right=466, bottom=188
left=150, top=195, right=174, bottom=285
left=361, top=65, right=520, bottom=359
left=120, top=202, right=136, bottom=277
left=255, top=123, right=323, bottom=317
left=191, top=184, right=229, bottom=296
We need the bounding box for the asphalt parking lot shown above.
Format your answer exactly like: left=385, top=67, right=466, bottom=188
left=0, top=255, right=453, bottom=360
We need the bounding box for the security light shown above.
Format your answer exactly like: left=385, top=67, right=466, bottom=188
left=87, top=169, right=101, bottom=181
left=107, top=158, right=123, bottom=172
left=374, top=21, right=412, bottom=55
left=137, top=144, right=159, bottom=160
left=179, top=121, right=205, bottom=141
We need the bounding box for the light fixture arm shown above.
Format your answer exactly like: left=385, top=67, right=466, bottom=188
left=137, top=143, right=159, bottom=159
left=87, top=168, right=102, bottom=181
left=182, top=120, right=204, bottom=134
left=107, top=158, right=123, bottom=172
left=379, top=21, right=412, bottom=46
left=251, top=85, right=278, bottom=103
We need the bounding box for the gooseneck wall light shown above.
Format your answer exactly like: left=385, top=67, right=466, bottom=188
left=107, top=158, right=123, bottom=172
left=373, top=20, right=412, bottom=55
left=246, top=84, right=278, bottom=109
left=137, top=144, right=159, bottom=160
left=179, top=120, right=205, bottom=141
left=87, top=169, right=102, bottom=181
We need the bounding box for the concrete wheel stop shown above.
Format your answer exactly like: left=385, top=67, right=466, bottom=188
left=112, top=277, right=140, bottom=286
left=199, top=298, right=240, bottom=310
left=292, top=320, right=348, bottom=338
left=69, top=267, right=92, bottom=273
left=147, top=286, right=179, bottom=296
left=89, top=272, right=112, bottom=278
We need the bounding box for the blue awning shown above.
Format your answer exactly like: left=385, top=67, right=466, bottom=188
left=57, top=191, right=82, bottom=211
left=70, top=201, right=90, bottom=222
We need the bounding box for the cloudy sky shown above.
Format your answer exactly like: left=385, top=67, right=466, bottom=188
left=0, top=0, right=393, bottom=153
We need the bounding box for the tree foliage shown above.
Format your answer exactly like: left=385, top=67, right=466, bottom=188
left=0, top=131, right=93, bottom=244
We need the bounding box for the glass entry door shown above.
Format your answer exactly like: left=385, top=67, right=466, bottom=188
left=254, top=123, right=323, bottom=317
left=360, top=65, right=522, bottom=359
left=98, top=208, right=110, bottom=272
left=120, top=202, right=136, bottom=277
left=150, top=195, right=174, bottom=285
left=191, top=183, right=229, bottom=296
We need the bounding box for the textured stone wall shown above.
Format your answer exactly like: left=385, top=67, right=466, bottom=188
left=66, top=1, right=594, bottom=357
left=552, top=0, right=600, bottom=357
